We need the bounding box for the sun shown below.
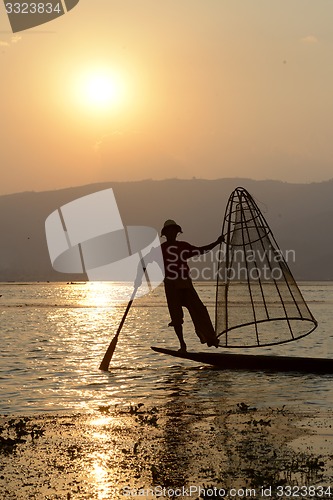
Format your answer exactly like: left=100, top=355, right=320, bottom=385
left=76, top=67, right=127, bottom=112
left=83, top=73, right=119, bottom=107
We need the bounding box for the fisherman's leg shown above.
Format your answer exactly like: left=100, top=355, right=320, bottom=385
left=164, top=284, right=187, bottom=351
left=174, top=324, right=187, bottom=352
left=185, top=287, right=219, bottom=347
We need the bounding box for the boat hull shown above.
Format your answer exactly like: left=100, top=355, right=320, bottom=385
left=151, top=347, right=333, bottom=374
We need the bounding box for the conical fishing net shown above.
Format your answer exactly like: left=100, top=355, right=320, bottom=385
left=215, top=187, right=317, bottom=347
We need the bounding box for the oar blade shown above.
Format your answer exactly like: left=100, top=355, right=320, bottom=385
left=98, top=287, right=138, bottom=371
left=99, top=334, right=119, bottom=371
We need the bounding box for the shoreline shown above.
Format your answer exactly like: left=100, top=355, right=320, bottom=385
left=1, top=402, right=332, bottom=499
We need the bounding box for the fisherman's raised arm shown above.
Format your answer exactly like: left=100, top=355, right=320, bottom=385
left=196, top=234, right=224, bottom=255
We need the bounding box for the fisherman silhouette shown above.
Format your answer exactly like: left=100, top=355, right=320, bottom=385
left=135, top=220, right=223, bottom=352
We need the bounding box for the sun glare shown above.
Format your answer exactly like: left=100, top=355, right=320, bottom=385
left=76, top=68, right=127, bottom=112
left=84, top=74, right=117, bottom=106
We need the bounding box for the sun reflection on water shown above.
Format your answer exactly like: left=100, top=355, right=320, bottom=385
left=79, top=282, right=116, bottom=308
left=89, top=452, right=112, bottom=500
left=90, top=415, right=114, bottom=427
left=85, top=413, right=135, bottom=498
left=83, top=282, right=135, bottom=307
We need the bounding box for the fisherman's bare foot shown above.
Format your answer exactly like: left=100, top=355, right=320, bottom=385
left=178, top=344, right=187, bottom=353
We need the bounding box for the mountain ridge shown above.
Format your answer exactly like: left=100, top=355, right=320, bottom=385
left=0, top=177, right=332, bottom=281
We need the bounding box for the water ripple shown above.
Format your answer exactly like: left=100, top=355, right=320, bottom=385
left=0, top=282, right=332, bottom=415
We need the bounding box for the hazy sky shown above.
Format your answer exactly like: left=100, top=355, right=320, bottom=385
left=1, top=0, right=333, bottom=195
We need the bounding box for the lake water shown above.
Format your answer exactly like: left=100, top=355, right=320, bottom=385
left=0, top=282, right=332, bottom=415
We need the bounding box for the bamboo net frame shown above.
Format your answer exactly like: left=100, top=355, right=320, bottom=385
left=215, top=187, right=317, bottom=348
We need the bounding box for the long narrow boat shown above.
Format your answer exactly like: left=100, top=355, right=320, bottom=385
left=151, top=347, right=333, bottom=374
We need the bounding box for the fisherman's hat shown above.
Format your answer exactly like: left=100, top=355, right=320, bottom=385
left=161, top=219, right=183, bottom=236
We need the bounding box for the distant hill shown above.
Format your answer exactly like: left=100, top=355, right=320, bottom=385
left=0, top=178, right=332, bottom=281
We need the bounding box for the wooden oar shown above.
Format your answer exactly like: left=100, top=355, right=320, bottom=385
left=99, top=286, right=138, bottom=371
